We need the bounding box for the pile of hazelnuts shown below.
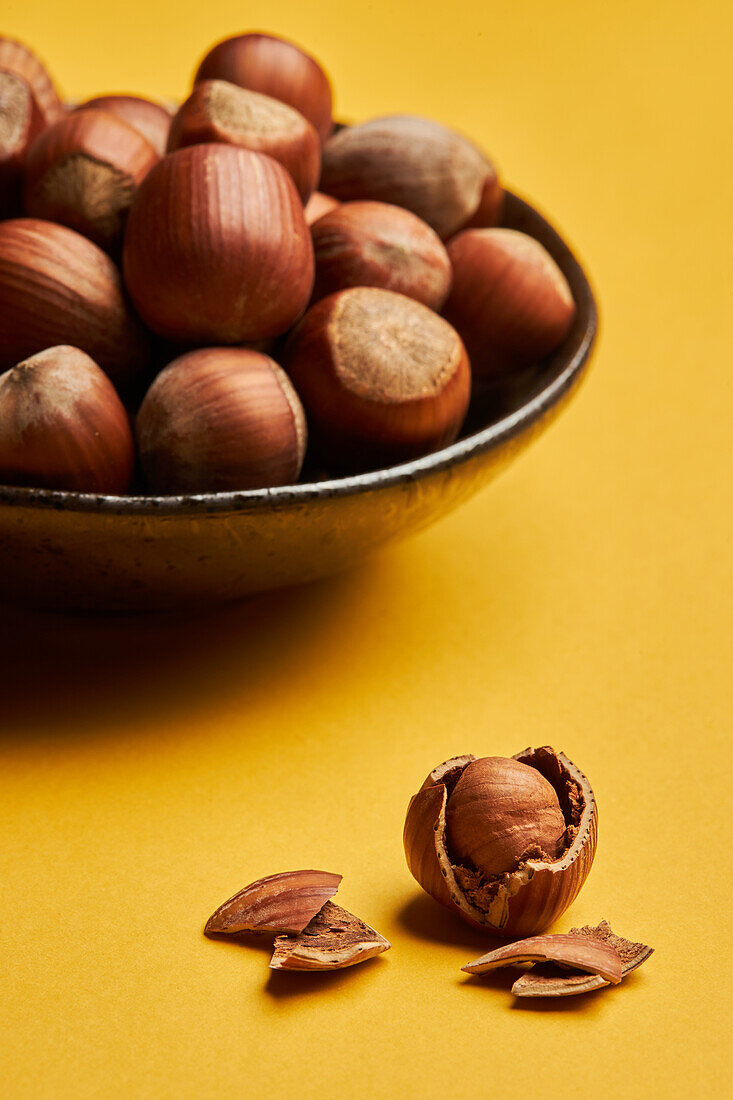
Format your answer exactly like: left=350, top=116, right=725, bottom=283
left=0, top=32, right=577, bottom=495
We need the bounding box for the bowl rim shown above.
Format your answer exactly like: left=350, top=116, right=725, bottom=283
left=0, top=190, right=598, bottom=517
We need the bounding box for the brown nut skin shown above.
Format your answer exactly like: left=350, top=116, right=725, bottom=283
left=122, top=143, right=314, bottom=345
left=443, top=229, right=576, bottom=381
left=76, top=95, right=172, bottom=156
left=136, top=347, right=307, bottom=493
left=0, top=218, right=151, bottom=389
left=0, top=71, right=46, bottom=218
left=283, top=286, right=471, bottom=472
left=0, top=37, right=64, bottom=128
left=194, top=32, right=333, bottom=145
left=304, top=190, right=339, bottom=226
left=0, top=345, right=134, bottom=493
left=167, top=80, right=320, bottom=202
left=24, top=108, right=159, bottom=253
left=320, top=116, right=497, bottom=240
left=404, top=747, right=597, bottom=939
left=311, top=201, right=453, bottom=311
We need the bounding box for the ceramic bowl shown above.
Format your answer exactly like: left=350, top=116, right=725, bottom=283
left=0, top=191, right=597, bottom=610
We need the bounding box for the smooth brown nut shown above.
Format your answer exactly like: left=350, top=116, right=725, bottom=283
left=270, top=901, right=391, bottom=971
left=443, top=229, right=576, bottom=380
left=0, top=345, right=134, bottom=493
left=122, top=144, right=314, bottom=344
left=283, top=286, right=471, bottom=471
left=304, top=190, right=339, bottom=226
left=404, top=747, right=597, bottom=938
left=320, top=115, right=498, bottom=239
left=0, top=37, right=64, bottom=128
left=511, top=921, right=654, bottom=998
left=194, top=32, right=333, bottom=144
left=446, top=757, right=567, bottom=878
left=77, top=95, right=172, bottom=156
left=205, top=870, right=342, bottom=936
left=311, top=201, right=453, bottom=311
left=460, top=174, right=505, bottom=230
left=167, top=80, right=320, bottom=201
left=136, top=347, right=307, bottom=493
left=0, top=70, right=45, bottom=218
left=462, top=932, right=623, bottom=984
left=24, top=108, right=159, bottom=253
left=0, top=218, right=151, bottom=388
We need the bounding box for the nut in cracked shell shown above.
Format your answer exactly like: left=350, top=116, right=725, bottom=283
left=403, top=747, right=597, bottom=938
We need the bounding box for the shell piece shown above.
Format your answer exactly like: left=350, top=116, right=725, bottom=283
left=511, top=921, right=653, bottom=997
left=403, top=784, right=453, bottom=908
left=269, top=901, right=391, bottom=971
left=204, top=870, right=342, bottom=936
left=462, top=932, right=622, bottom=985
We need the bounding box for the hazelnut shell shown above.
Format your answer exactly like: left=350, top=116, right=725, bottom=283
left=270, top=901, right=391, bottom=971
left=0, top=70, right=44, bottom=218
left=76, top=95, right=172, bottom=156
left=205, top=870, right=342, bottom=936
left=0, top=37, right=64, bottom=127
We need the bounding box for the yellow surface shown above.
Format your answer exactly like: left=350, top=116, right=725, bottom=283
left=1, top=1, right=731, bottom=1096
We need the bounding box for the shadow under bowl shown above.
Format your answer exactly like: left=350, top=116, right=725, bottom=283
left=0, top=191, right=598, bottom=611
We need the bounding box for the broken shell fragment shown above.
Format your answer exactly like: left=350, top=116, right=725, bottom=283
left=462, top=932, right=622, bottom=985
left=511, top=921, right=653, bottom=997
left=403, top=746, right=597, bottom=938
left=269, top=901, right=391, bottom=971
left=204, top=869, right=342, bottom=936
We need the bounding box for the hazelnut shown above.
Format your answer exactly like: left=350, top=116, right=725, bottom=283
left=403, top=747, right=597, bottom=938
left=443, top=229, right=576, bottom=380
left=194, top=32, right=333, bottom=144
left=284, top=286, right=471, bottom=470
left=167, top=79, right=320, bottom=201
left=77, top=95, right=172, bottom=156
left=0, top=218, right=151, bottom=388
left=311, top=200, right=452, bottom=311
left=136, top=347, right=307, bottom=493
left=303, top=190, right=339, bottom=226
left=24, top=108, right=159, bottom=253
left=0, top=70, right=45, bottom=218
left=122, top=144, right=314, bottom=345
left=0, top=345, right=135, bottom=493
left=320, top=115, right=498, bottom=239
left=0, top=36, right=64, bottom=128
left=461, top=173, right=505, bottom=230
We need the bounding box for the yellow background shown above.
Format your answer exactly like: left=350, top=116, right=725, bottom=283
left=2, top=1, right=730, bottom=1096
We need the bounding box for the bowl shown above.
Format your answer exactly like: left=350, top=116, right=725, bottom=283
left=0, top=191, right=597, bottom=611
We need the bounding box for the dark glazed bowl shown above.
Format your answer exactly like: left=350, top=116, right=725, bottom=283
left=0, top=192, right=597, bottom=610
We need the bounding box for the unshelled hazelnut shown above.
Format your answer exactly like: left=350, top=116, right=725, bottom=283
left=443, top=229, right=576, bottom=380
left=461, top=173, right=505, bottom=230
left=194, top=32, right=333, bottom=144
left=167, top=80, right=320, bottom=201
left=404, top=747, right=597, bottom=938
left=122, top=144, right=314, bottom=344
left=0, top=218, right=151, bottom=387
left=320, top=115, right=498, bottom=239
left=0, top=345, right=134, bottom=492
left=0, top=70, right=45, bottom=217
left=311, top=201, right=453, bottom=311
left=136, top=347, right=307, bottom=493
left=76, top=95, right=172, bottom=156
left=303, top=190, right=339, bottom=226
left=284, top=286, right=470, bottom=470
left=24, top=108, right=159, bottom=253
left=0, top=37, right=64, bottom=128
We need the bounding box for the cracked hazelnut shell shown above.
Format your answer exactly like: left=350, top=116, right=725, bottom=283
left=0, top=218, right=151, bottom=388
left=443, top=229, right=576, bottom=381
left=283, top=286, right=471, bottom=471
left=270, top=901, right=391, bottom=971
left=136, top=347, right=307, bottom=493
left=77, top=95, right=172, bottom=156
left=311, top=200, right=453, bottom=311
left=0, top=37, right=63, bottom=128
left=510, top=920, right=654, bottom=997
left=205, top=870, right=342, bottom=936
left=194, top=32, right=333, bottom=144
left=403, top=746, right=597, bottom=938
left=0, top=345, right=134, bottom=493
left=122, top=144, right=314, bottom=345
left=320, top=115, right=498, bottom=239
left=168, top=80, right=320, bottom=202
left=24, top=108, right=159, bottom=253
